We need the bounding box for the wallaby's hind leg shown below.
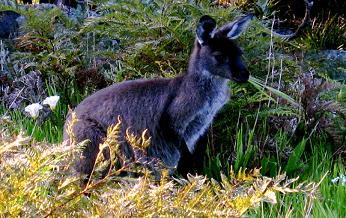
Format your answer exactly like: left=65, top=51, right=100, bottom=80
left=68, top=119, right=108, bottom=184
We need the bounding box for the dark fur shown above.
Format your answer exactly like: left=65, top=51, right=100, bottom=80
left=63, top=15, right=253, bottom=180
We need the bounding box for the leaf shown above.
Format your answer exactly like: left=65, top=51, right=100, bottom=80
left=249, top=76, right=301, bottom=108
left=284, top=139, right=307, bottom=174
left=58, top=177, right=80, bottom=190
left=262, top=190, right=277, bottom=204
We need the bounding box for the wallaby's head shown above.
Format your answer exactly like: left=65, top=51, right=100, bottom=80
left=189, top=14, right=253, bottom=83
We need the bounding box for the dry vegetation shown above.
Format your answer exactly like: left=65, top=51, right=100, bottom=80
left=0, top=0, right=345, bottom=217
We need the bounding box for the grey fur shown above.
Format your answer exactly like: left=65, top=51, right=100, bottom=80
left=63, top=14, right=253, bottom=180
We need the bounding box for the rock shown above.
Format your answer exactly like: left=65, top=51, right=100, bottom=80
left=0, top=10, right=23, bottom=39
left=316, top=50, right=346, bottom=62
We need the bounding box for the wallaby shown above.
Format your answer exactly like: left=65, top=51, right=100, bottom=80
left=63, top=14, right=253, bottom=181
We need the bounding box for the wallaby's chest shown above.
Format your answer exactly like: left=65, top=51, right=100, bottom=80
left=194, top=80, right=229, bottom=125
left=182, top=78, right=229, bottom=152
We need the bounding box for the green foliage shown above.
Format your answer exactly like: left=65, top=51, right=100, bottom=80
left=296, top=16, right=346, bottom=50
left=0, top=0, right=345, bottom=216
left=253, top=144, right=346, bottom=217
left=234, top=126, right=257, bottom=172
left=0, top=122, right=318, bottom=217
left=81, top=0, right=215, bottom=78
left=216, top=0, right=277, bottom=18
left=284, top=138, right=306, bottom=175
left=0, top=103, right=66, bottom=143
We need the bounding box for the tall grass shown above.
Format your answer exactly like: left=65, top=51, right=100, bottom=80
left=0, top=119, right=319, bottom=217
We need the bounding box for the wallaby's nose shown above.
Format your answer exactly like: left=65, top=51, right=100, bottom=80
left=232, top=69, right=249, bottom=83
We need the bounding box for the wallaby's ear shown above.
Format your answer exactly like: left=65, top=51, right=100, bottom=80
left=219, top=14, right=253, bottom=39
left=196, top=15, right=217, bottom=45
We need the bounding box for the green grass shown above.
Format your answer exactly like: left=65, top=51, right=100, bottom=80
left=295, top=16, right=346, bottom=50
left=2, top=117, right=341, bottom=217
left=0, top=0, right=345, bottom=216
left=0, top=95, right=67, bottom=143
left=252, top=146, right=346, bottom=217
left=1, top=110, right=344, bottom=216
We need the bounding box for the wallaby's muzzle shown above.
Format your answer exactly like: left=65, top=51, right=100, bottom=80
left=231, top=69, right=250, bottom=83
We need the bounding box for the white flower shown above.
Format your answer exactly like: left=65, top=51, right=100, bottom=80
left=331, top=177, right=339, bottom=184
left=42, top=95, right=60, bottom=110
left=331, top=174, right=346, bottom=186
left=24, top=103, right=43, bottom=119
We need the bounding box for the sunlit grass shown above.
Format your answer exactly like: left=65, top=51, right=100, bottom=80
left=0, top=121, right=321, bottom=217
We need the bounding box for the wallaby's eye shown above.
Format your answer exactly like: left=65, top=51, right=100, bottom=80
left=214, top=54, right=228, bottom=63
